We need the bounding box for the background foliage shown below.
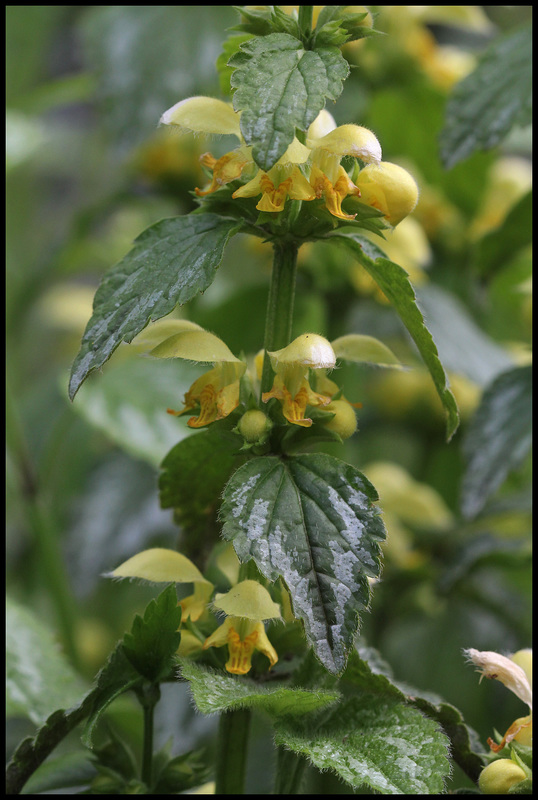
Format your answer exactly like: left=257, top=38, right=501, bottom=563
left=6, top=5, right=531, bottom=794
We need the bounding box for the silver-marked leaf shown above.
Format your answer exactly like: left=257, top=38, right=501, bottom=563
left=439, top=26, right=532, bottom=169
left=330, top=233, right=460, bottom=440
left=179, top=660, right=339, bottom=718
left=221, top=454, right=386, bottom=674
left=68, top=214, right=241, bottom=399
left=274, top=694, right=450, bottom=794
left=229, top=33, right=348, bottom=170
left=461, top=365, right=532, bottom=519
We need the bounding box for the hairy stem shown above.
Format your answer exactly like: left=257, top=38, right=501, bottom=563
left=215, top=708, right=252, bottom=794
left=260, top=239, right=299, bottom=397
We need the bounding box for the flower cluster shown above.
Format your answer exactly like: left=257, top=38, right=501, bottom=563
left=135, top=321, right=401, bottom=438
left=160, top=97, right=418, bottom=226
left=110, top=548, right=281, bottom=676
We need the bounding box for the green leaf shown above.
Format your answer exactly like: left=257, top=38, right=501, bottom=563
left=68, top=214, right=241, bottom=400
left=439, top=27, right=532, bottom=169
left=330, top=233, right=460, bottom=440
left=179, top=660, right=339, bottom=718
left=21, top=751, right=96, bottom=795
left=81, top=644, right=143, bottom=747
left=461, top=365, right=532, bottom=519
left=345, top=648, right=484, bottom=784
left=6, top=637, right=142, bottom=793
left=216, top=33, right=253, bottom=97
left=71, top=358, right=201, bottom=467
left=6, top=597, right=86, bottom=726
left=122, top=585, right=182, bottom=683
left=229, top=33, right=349, bottom=170
left=152, top=746, right=211, bottom=794
left=474, top=190, right=532, bottom=276
left=411, top=697, right=486, bottom=784
left=221, top=454, right=386, bottom=674
left=159, top=425, right=245, bottom=541
left=274, top=694, right=450, bottom=794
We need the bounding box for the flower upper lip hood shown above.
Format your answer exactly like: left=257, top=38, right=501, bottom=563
left=464, top=646, right=533, bottom=752
left=464, top=647, right=532, bottom=711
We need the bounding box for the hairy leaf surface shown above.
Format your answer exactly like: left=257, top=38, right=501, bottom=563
left=69, top=214, right=240, bottom=399
left=180, top=660, right=339, bottom=718
left=230, top=33, right=348, bottom=170
left=221, top=454, right=386, bottom=674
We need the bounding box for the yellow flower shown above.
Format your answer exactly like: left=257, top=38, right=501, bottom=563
left=355, top=161, right=419, bottom=226
left=464, top=647, right=533, bottom=752
left=160, top=96, right=253, bottom=195
left=159, top=96, right=383, bottom=221
left=140, top=323, right=247, bottom=428
left=109, top=548, right=214, bottom=623
left=203, top=580, right=280, bottom=675
left=307, top=111, right=382, bottom=220
left=262, top=333, right=336, bottom=426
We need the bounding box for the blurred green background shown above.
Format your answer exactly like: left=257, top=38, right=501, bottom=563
left=6, top=6, right=531, bottom=794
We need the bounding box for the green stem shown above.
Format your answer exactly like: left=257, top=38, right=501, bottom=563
left=215, top=708, right=252, bottom=794
left=274, top=747, right=308, bottom=794
left=260, top=239, right=299, bottom=397
left=298, top=5, right=314, bottom=42
left=138, top=683, right=160, bottom=788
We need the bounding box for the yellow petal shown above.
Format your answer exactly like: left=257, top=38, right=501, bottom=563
left=307, top=109, right=337, bottom=141
left=310, top=124, right=382, bottom=163
left=180, top=582, right=214, bottom=622
left=213, top=580, right=281, bottom=620
left=203, top=617, right=234, bottom=650
left=150, top=329, right=244, bottom=364
left=131, top=319, right=203, bottom=351
left=269, top=333, right=336, bottom=370
left=252, top=621, right=278, bottom=669
left=177, top=630, right=204, bottom=657
left=278, top=137, right=311, bottom=165
left=355, top=162, right=419, bottom=226
left=110, top=548, right=211, bottom=586
left=331, top=334, right=402, bottom=368
left=160, top=96, right=241, bottom=138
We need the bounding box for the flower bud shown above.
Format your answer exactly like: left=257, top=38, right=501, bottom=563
left=355, top=161, right=419, bottom=226
left=322, top=400, right=358, bottom=440
left=237, top=409, right=273, bottom=443
left=478, top=759, right=527, bottom=795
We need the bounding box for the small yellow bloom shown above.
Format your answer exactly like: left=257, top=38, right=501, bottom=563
left=109, top=548, right=214, bottom=623
left=203, top=580, right=280, bottom=675
left=307, top=116, right=382, bottom=220
left=355, top=161, right=419, bottom=226
left=233, top=162, right=315, bottom=212
left=143, top=325, right=247, bottom=428
left=262, top=333, right=336, bottom=426
left=478, top=759, right=527, bottom=795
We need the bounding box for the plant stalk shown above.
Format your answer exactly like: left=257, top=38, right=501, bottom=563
left=215, top=708, right=252, bottom=794
left=139, top=683, right=160, bottom=788
left=260, top=239, right=299, bottom=397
